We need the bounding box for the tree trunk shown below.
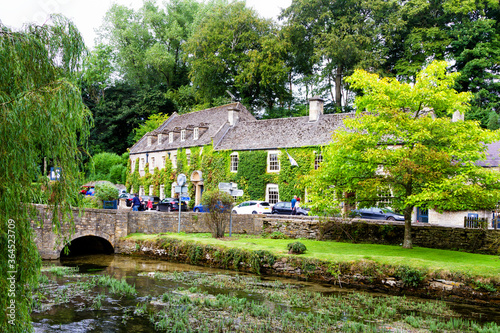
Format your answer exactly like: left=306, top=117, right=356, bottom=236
left=403, top=206, right=413, bottom=249
left=335, top=65, right=343, bottom=108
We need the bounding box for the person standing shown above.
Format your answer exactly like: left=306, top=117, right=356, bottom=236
left=131, top=193, right=141, bottom=211
left=146, top=197, right=153, bottom=211
left=291, top=195, right=297, bottom=215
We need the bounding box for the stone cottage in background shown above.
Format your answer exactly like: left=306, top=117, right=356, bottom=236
left=127, top=97, right=350, bottom=207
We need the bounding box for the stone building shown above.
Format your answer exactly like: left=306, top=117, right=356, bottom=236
left=128, top=98, right=351, bottom=206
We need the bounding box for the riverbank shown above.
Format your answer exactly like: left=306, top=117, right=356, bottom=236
left=117, top=233, right=500, bottom=307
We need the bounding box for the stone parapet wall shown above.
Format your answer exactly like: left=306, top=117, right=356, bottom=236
left=128, top=212, right=260, bottom=235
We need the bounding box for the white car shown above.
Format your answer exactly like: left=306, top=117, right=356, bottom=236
left=232, top=201, right=272, bottom=214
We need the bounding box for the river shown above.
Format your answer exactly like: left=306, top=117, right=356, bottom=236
left=31, top=254, right=500, bottom=332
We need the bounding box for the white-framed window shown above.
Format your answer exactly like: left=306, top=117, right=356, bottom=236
left=131, top=160, right=135, bottom=173
left=230, top=152, right=239, bottom=172
left=187, top=153, right=191, bottom=166
left=149, top=185, right=154, bottom=196
left=160, top=185, right=165, bottom=199
left=130, top=186, right=134, bottom=195
left=150, top=157, right=156, bottom=171
left=172, top=154, right=177, bottom=169
left=158, top=134, right=163, bottom=145
left=314, top=151, right=323, bottom=170
left=181, top=129, right=186, bottom=141
left=267, top=151, right=280, bottom=172
left=161, top=155, right=166, bottom=168
left=171, top=182, right=177, bottom=197
left=169, top=132, right=173, bottom=143
left=266, top=184, right=279, bottom=204
left=147, top=136, right=152, bottom=146
left=139, top=186, right=145, bottom=197
left=377, top=187, right=392, bottom=208
left=140, top=158, right=145, bottom=171
left=193, top=127, right=199, bottom=140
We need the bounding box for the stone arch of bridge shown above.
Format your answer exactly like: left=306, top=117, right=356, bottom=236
left=59, top=231, right=114, bottom=257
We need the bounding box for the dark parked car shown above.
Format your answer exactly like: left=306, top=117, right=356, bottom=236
left=157, top=198, right=188, bottom=212
left=351, top=207, right=404, bottom=221
left=193, top=202, right=230, bottom=213
left=271, top=201, right=310, bottom=216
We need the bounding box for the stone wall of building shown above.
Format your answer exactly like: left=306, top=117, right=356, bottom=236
left=428, top=209, right=493, bottom=227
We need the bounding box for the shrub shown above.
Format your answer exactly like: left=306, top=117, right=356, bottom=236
left=287, top=242, right=307, bottom=254
left=201, top=190, right=234, bottom=238
left=395, top=265, right=425, bottom=287
left=95, top=183, right=119, bottom=201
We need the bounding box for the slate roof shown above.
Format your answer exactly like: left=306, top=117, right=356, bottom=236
left=476, top=141, right=500, bottom=167
left=215, top=113, right=355, bottom=150
left=129, top=103, right=255, bottom=154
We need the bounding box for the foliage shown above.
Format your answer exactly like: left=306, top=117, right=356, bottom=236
left=236, top=151, right=268, bottom=201
left=94, top=183, right=119, bottom=201
left=308, top=61, right=500, bottom=249
left=287, top=241, right=307, bottom=255
left=132, top=113, right=170, bottom=143
left=0, top=16, right=90, bottom=332
left=87, top=152, right=123, bottom=180
left=395, top=265, right=425, bottom=288
left=201, top=190, right=234, bottom=238
left=184, top=1, right=288, bottom=110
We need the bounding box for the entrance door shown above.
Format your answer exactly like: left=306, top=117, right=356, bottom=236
left=416, top=207, right=428, bottom=223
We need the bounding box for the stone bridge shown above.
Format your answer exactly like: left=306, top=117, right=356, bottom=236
left=31, top=204, right=500, bottom=259
left=31, top=204, right=259, bottom=259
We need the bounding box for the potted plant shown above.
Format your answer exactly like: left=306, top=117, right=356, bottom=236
left=95, top=183, right=119, bottom=209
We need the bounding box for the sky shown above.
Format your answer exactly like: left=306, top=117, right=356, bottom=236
left=0, top=0, right=292, bottom=48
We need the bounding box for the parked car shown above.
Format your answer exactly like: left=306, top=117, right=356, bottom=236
left=232, top=201, right=272, bottom=214
left=193, top=202, right=231, bottom=213
left=271, top=201, right=310, bottom=216
left=157, top=198, right=188, bottom=212
left=193, top=204, right=208, bottom=212
left=351, top=207, right=404, bottom=221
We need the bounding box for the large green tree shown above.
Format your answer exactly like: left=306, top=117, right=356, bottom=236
left=281, top=0, right=397, bottom=109
left=308, top=61, right=500, bottom=249
left=0, top=16, right=91, bottom=331
left=184, top=1, right=289, bottom=110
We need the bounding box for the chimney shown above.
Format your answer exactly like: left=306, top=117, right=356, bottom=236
left=309, top=96, right=324, bottom=122
left=452, top=110, right=464, bottom=122
left=228, top=105, right=240, bottom=126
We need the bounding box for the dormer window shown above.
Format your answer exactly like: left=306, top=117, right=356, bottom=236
left=169, top=132, right=173, bottom=143
left=158, top=134, right=162, bottom=145
left=181, top=129, right=186, bottom=141
left=147, top=136, right=152, bottom=146
left=193, top=127, right=199, bottom=140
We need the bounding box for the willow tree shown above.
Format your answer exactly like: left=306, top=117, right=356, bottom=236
left=308, top=61, right=500, bottom=249
left=0, top=16, right=90, bottom=331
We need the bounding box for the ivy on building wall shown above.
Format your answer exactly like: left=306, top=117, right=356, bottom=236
left=278, top=147, right=317, bottom=202
left=201, top=144, right=231, bottom=192
left=236, top=151, right=269, bottom=201
left=126, top=145, right=321, bottom=205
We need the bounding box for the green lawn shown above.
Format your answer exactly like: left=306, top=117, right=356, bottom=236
left=126, top=233, right=500, bottom=279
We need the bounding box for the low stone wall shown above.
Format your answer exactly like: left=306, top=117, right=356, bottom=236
left=261, top=215, right=500, bottom=255
left=128, top=211, right=260, bottom=235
